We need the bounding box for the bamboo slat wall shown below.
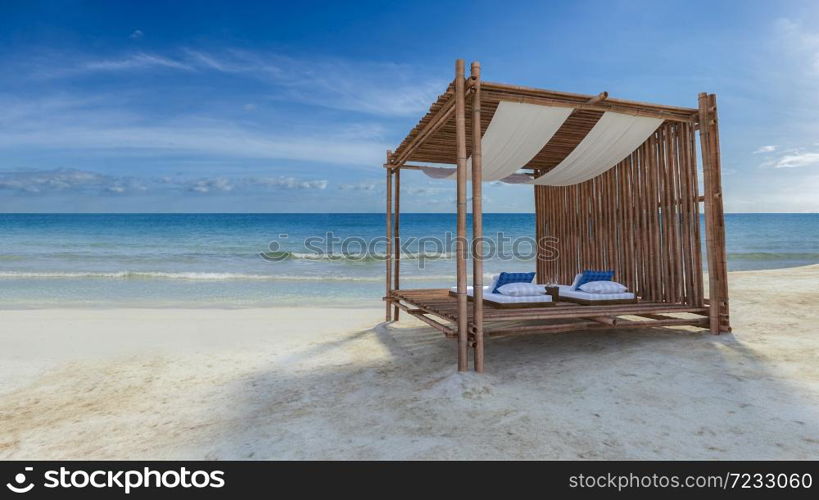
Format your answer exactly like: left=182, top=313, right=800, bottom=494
left=535, top=121, right=704, bottom=306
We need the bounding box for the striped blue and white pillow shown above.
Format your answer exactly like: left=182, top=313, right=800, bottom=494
left=492, top=272, right=535, bottom=293
left=574, top=270, right=614, bottom=290
left=578, top=280, right=627, bottom=294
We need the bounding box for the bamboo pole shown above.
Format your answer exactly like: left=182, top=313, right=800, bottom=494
left=618, top=159, right=629, bottom=290
left=470, top=61, right=485, bottom=373
left=587, top=91, right=609, bottom=105
left=698, top=93, right=730, bottom=333
left=637, top=144, right=649, bottom=297
left=478, top=86, right=697, bottom=123
left=385, top=152, right=393, bottom=322
left=480, top=81, right=699, bottom=115
left=708, top=94, right=730, bottom=332
left=455, top=59, right=468, bottom=371
left=687, top=123, right=704, bottom=306
left=663, top=124, right=679, bottom=303
left=649, top=134, right=664, bottom=300
left=698, top=93, right=718, bottom=332
left=393, top=167, right=401, bottom=320
left=677, top=123, right=694, bottom=305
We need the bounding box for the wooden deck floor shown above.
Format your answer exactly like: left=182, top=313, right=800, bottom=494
left=391, top=288, right=710, bottom=338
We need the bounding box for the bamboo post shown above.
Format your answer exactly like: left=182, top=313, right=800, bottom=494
left=470, top=61, right=485, bottom=372
left=393, top=167, right=401, bottom=320
left=708, top=93, right=730, bottom=333
left=385, top=151, right=393, bottom=322
left=698, top=93, right=730, bottom=333
left=455, top=59, right=468, bottom=371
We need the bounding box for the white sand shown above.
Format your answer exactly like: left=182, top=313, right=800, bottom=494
left=1, top=265, right=818, bottom=460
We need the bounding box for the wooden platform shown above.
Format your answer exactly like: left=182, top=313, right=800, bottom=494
left=390, top=288, right=709, bottom=339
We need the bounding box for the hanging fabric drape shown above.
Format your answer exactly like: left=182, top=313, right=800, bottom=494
left=467, top=101, right=572, bottom=181
left=420, top=101, right=571, bottom=182
left=419, top=102, right=662, bottom=186
left=531, top=112, right=663, bottom=186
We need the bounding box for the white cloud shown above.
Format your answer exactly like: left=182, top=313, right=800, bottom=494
left=753, top=145, right=777, bottom=154
left=182, top=176, right=328, bottom=193
left=231, top=50, right=444, bottom=117
left=0, top=168, right=143, bottom=194
left=252, top=176, right=327, bottom=190
left=0, top=168, right=330, bottom=195
left=82, top=52, right=193, bottom=72
left=188, top=177, right=233, bottom=193
left=408, top=186, right=449, bottom=196
left=180, top=175, right=329, bottom=193
left=0, top=124, right=385, bottom=165
left=727, top=174, right=819, bottom=212
left=0, top=99, right=389, bottom=166
left=338, top=182, right=377, bottom=191
left=35, top=48, right=443, bottom=117
left=774, top=18, right=819, bottom=75
left=0, top=95, right=388, bottom=166
left=0, top=49, right=437, bottom=174
left=129, top=30, right=144, bottom=40
left=771, top=152, right=819, bottom=168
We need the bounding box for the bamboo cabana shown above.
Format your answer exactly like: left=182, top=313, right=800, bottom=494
left=384, top=59, right=730, bottom=372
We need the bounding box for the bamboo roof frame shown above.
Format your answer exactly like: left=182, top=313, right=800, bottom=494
left=389, top=79, right=699, bottom=170
left=382, top=60, right=730, bottom=373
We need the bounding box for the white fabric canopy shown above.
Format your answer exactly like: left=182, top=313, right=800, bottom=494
left=417, top=101, right=663, bottom=186
left=417, top=166, right=457, bottom=179
left=420, top=101, right=571, bottom=182
left=468, top=101, right=572, bottom=181
left=531, top=111, right=663, bottom=186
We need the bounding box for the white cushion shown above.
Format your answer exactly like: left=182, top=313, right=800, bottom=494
left=449, top=285, right=490, bottom=293
left=497, top=283, right=546, bottom=296
left=578, top=280, right=628, bottom=294
left=557, top=285, right=635, bottom=301
left=569, top=273, right=582, bottom=289
left=453, top=286, right=552, bottom=304
left=482, top=292, right=552, bottom=304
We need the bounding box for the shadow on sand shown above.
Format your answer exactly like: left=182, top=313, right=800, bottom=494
left=210, top=319, right=819, bottom=460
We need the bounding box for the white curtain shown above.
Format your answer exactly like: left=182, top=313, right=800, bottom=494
left=417, top=104, right=662, bottom=186
left=531, top=112, right=663, bottom=186
left=418, top=166, right=457, bottom=179
left=420, top=101, right=572, bottom=181
left=468, top=101, right=572, bottom=181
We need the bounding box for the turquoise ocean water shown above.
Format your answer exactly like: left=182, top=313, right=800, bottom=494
left=0, top=213, right=816, bottom=308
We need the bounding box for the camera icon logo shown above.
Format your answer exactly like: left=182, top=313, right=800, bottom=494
left=6, top=467, right=35, bottom=494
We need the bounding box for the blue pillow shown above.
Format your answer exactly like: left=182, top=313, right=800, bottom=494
left=492, top=272, right=535, bottom=293
left=574, top=270, right=614, bottom=290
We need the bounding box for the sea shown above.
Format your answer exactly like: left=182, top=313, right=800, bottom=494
left=0, top=213, right=816, bottom=308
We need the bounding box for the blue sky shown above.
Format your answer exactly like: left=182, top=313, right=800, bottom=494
left=1, top=0, right=818, bottom=212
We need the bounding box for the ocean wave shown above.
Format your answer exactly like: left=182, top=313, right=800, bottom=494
left=0, top=271, right=458, bottom=282
left=260, top=250, right=454, bottom=262
left=727, top=252, right=819, bottom=261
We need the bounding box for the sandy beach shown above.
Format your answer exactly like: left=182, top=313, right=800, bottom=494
left=1, top=265, right=818, bottom=460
